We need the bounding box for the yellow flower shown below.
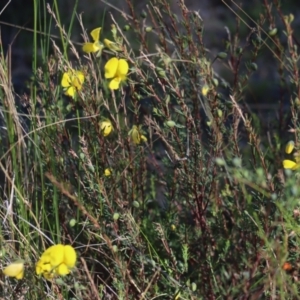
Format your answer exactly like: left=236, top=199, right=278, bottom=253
left=36, top=244, right=77, bottom=280
left=104, top=168, right=111, bottom=176
left=282, top=140, right=300, bottom=170
left=104, top=57, right=129, bottom=90
left=83, top=28, right=117, bottom=56
left=128, top=125, right=147, bottom=145
left=99, top=120, right=113, bottom=137
left=3, top=260, right=24, bottom=280
left=82, top=27, right=104, bottom=56
left=61, top=70, right=84, bottom=98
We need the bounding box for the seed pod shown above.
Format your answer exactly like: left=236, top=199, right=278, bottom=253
left=268, top=28, right=278, bottom=37
left=217, top=52, right=227, bottom=59
left=141, top=10, right=147, bottom=18
left=133, top=201, right=140, bottom=208
left=113, top=213, right=120, bottom=220
left=212, top=78, right=219, bottom=87
left=165, top=120, right=176, bottom=128
left=217, top=109, right=223, bottom=118
left=250, top=62, right=258, bottom=71
left=69, top=219, right=76, bottom=227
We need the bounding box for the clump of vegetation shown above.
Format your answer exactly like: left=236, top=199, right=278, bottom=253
left=1, top=0, right=300, bottom=298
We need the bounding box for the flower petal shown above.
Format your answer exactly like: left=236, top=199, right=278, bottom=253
left=90, top=27, right=101, bottom=42
left=47, top=244, right=65, bottom=267
left=57, top=264, right=70, bottom=276
left=61, top=72, right=71, bottom=88
left=65, top=86, right=76, bottom=98
left=63, top=245, right=77, bottom=268
left=117, top=59, right=129, bottom=77
left=105, top=57, right=119, bottom=79
left=285, top=141, right=295, bottom=154
left=141, top=135, right=147, bottom=142
left=283, top=159, right=297, bottom=169
left=82, top=42, right=97, bottom=53
left=109, top=78, right=121, bottom=90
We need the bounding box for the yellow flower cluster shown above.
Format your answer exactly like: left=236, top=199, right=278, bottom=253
left=58, top=27, right=146, bottom=143
left=60, top=26, right=129, bottom=98
left=3, top=244, right=77, bottom=281
left=82, top=27, right=121, bottom=56
left=83, top=27, right=128, bottom=90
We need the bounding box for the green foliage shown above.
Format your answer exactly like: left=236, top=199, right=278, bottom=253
left=1, top=0, right=300, bottom=299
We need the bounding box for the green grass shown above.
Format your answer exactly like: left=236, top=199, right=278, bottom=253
left=1, top=0, right=300, bottom=299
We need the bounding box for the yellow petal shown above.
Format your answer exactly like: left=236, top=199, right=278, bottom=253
left=3, top=261, right=24, bottom=280
left=283, top=159, right=297, bottom=169
left=82, top=42, right=97, bottom=53
left=285, top=141, right=295, bottom=154
left=63, top=245, right=77, bottom=268
left=108, top=78, right=121, bottom=90
left=61, top=72, right=71, bottom=88
left=116, top=59, right=129, bottom=77
left=104, top=57, right=119, bottom=79
left=43, top=244, right=64, bottom=267
left=141, top=135, right=147, bottom=142
left=57, top=264, right=70, bottom=276
left=83, top=42, right=104, bottom=54
left=104, top=39, right=122, bottom=51
left=65, top=86, right=76, bottom=98
left=90, top=27, right=101, bottom=42
left=15, top=269, right=24, bottom=280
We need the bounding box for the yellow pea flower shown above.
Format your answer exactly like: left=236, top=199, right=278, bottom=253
left=104, top=57, right=129, bottom=90
left=61, top=70, right=84, bottom=98
left=36, top=244, right=77, bottom=280
left=128, top=125, right=147, bottom=145
left=104, top=168, right=112, bottom=176
left=99, top=120, right=113, bottom=137
left=83, top=28, right=117, bottom=56
left=282, top=140, right=300, bottom=170
left=3, top=260, right=25, bottom=280
left=82, top=27, right=104, bottom=56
